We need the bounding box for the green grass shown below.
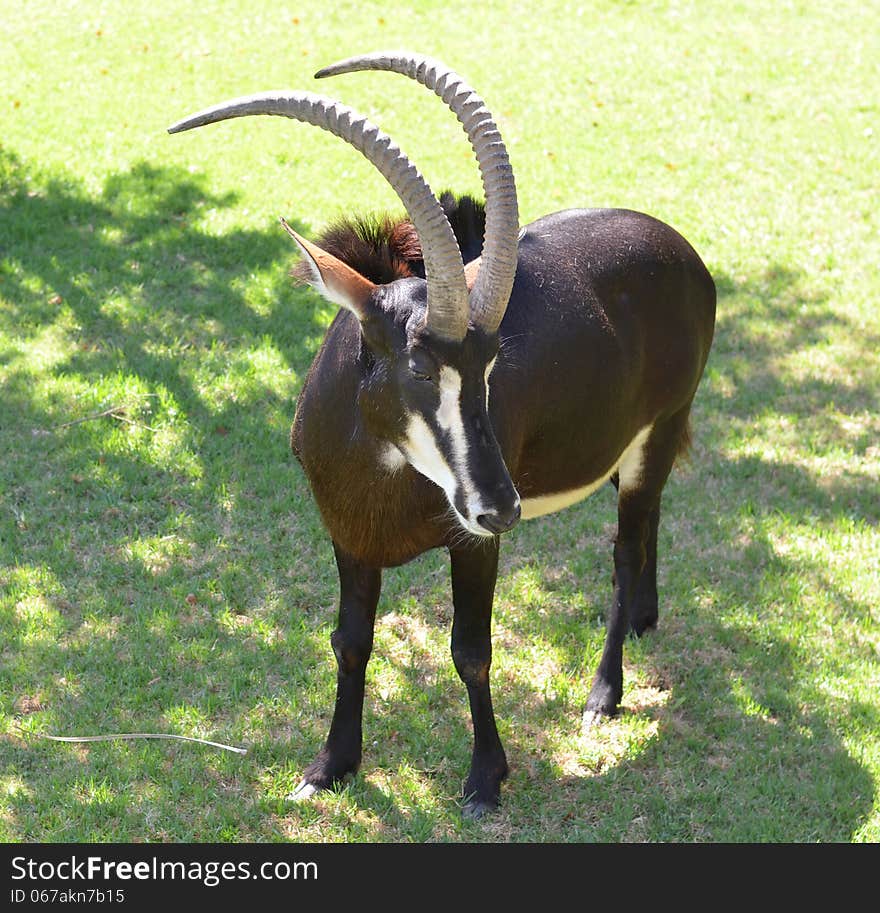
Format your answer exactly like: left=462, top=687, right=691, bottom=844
left=1, top=0, right=878, bottom=842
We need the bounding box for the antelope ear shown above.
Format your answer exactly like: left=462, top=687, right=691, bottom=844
left=280, top=217, right=376, bottom=320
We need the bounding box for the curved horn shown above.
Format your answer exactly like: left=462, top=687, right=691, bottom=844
left=168, top=91, right=469, bottom=341
left=316, top=52, right=520, bottom=334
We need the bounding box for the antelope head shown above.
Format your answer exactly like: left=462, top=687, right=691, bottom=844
left=168, top=54, right=522, bottom=536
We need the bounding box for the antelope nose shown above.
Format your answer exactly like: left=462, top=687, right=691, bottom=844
left=477, top=502, right=521, bottom=535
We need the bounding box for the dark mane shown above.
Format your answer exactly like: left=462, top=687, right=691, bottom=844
left=292, top=193, right=487, bottom=286
left=437, top=190, right=486, bottom=266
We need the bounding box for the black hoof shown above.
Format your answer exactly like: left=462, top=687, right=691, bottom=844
left=629, top=596, right=659, bottom=637
left=289, top=780, right=321, bottom=802
left=288, top=748, right=359, bottom=801
left=460, top=757, right=507, bottom=819
left=582, top=706, right=613, bottom=732
left=629, top=616, right=658, bottom=638
left=583, top=679, right=622, bottom=731
left=462, top=795, right=499, bottom=820
left=629, top=603, right=659, bottom=637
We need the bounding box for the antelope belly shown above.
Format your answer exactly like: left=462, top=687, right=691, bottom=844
left=520, top=425, right=653, bottom=519
left=520, top=475, right=613, bottom=519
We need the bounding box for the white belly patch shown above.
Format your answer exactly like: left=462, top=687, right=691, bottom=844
left=520, top=425, right=653, bottom=519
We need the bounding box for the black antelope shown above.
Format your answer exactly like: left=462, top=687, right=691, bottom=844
left=169, top=51, right=716, bottom=817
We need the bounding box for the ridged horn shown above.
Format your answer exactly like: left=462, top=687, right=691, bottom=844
left=168, top=91, right=469, bottom=341
left=316, top=51, right=520, bottom=334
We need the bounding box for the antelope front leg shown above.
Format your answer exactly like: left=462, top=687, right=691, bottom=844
left=449, top=538, right=508, bottom=818
left=291, top=541, right=381, bottom=800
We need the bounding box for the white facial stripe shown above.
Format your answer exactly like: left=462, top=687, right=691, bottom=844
left=397, top=367, right=490, bottom=533
left=401, top=413, right=457, bottom=494
left=436, top=367, right=480, bottom=515
left=484, top=357, right=497, bottom=409
left=436, top=366, right=463, bottom=433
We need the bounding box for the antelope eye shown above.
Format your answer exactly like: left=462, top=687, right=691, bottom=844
left=408, top=352, right=436, bottom=382
left=410, top=365, right=434, bottom=382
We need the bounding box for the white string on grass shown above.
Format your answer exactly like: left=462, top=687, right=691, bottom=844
left=18, top=729, right=247, bottom=755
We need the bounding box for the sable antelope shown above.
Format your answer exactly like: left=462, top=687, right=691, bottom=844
left=169, top=51, right=716, bottom=817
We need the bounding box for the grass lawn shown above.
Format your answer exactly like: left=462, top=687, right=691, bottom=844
left=1, top=0, right=877, bottom=842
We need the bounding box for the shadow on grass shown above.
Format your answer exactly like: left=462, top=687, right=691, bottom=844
left=1, top=146, right=339, bottom=839
left=1, top=146, right=875, bottom=840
